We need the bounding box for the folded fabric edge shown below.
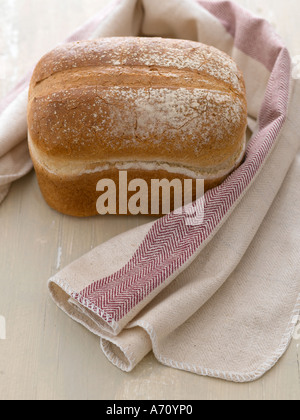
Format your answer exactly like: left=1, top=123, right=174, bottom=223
left=101, top=326, right=153, bottom=372
left=48, top=277, right=121, bottom=335
left=100, top=292, right=300, bottom=382
left=101, top=339, right=137, bottom=372
left=48, top=277, right=154, bottom=373
left=148, top=295, right=300, bottom=383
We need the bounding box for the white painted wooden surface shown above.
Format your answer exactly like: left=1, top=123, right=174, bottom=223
left=0, top=0, right=299, bottom=400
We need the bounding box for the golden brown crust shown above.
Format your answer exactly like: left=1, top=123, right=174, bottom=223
left=27, top=37, right=248, bottom=217
left=28, top=37, right=247, bottom=168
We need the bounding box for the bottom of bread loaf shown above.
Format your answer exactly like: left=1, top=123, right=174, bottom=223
left=34, top=166, right=230, bottom=217
left=29, top=137, right=246, bottom=217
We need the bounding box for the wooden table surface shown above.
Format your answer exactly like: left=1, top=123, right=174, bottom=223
left=0, top=0, right=299, bottom=401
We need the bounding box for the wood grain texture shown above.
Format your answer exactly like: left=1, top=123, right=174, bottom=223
left=0, top=0, right=299, bottom=401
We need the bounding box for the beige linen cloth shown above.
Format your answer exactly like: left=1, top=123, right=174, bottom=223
left=1, top=0, right=300, bottom=382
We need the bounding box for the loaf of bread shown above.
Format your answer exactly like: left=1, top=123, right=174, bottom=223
left=27, top=37, right=247, bottom=217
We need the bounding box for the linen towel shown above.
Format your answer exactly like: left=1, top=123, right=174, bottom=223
left=1, top=0, right=300, bottom=382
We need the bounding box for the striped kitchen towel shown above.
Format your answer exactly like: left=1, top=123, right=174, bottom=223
left=1, top=0, right=300, bottom=382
